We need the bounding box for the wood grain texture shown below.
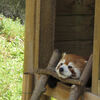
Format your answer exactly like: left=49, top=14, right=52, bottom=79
left=98, top=80, right=100, bottom=95
left=36, top=69, right=81, bottom=85
left=55, top=41, right=93, bottom=58
left=22, top=73, right=34, bottom=100
left=22, top=0, right=36, bottom=99
left=55, top=16, right=93, bottom=41
left=36, top=0, right=56, bottom=69
left=24, top=0, right=36, bottom=73
left=56, top=0, right=94, bottom=15
left=55, top=0, right=94, bottom=59
left=92, top=0, right=100, bottom=95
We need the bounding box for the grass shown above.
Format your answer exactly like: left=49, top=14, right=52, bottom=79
left=0, top=15, right=24, bottom=100
left=0, top=15, right=56, bottom=100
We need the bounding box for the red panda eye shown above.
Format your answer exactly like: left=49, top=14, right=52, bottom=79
left=60, top=63, right=63, bottom=65
left=68, top=65, right=72, bottom=68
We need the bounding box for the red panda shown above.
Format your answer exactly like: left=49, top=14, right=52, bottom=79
left=55, top=53, right=87, bottom=79
left=47, top=53, right=91, bottom=88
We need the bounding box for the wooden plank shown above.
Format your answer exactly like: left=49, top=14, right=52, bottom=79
left=24, top=0, right=36, bottom=73
left=98, top=80, right=100, bottom=95
left=56, top=0, right=94, bottom=15
left=92, top=0, right=100, bottom=95
left=36, top=0, right=56, bottom=69
left=22, top=0, right=36, bottom=99
left=31, top=0, right=56, bottom=100
left=22, top=73, right=34, bottom=100
left=84, top=92, right=100, bottom=100
left=55, top=16, right=93, bottom=41
left=56, top=16, right=93, bottom=26
left=36, top=69, right=81, bottom=85
left=55, top=41, right=93, bottom=58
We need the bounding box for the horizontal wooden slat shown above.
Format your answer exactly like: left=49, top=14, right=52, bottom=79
left=56, top=0, right=94, bottom=15
left=84, top=92, right=100, bottom=100
left=55, top=16, right=93, bottom=41
left=56, top=16, right=93, bottom=26
left=55, top=41, right=93, bottom=58
left=36, top=69, right=81, bottom=85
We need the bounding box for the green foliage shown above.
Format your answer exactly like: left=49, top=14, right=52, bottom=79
left=0, top=15, right=24, bottom=100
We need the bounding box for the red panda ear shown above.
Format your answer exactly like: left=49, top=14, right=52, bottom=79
left=79, top=59, right=87, bottom=65
left=84, top=60, right=87, bottom=64
left=62, top=52, right=66, bottom=59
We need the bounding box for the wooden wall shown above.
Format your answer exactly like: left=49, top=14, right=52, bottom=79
left=55, top=0, right=95, bottom=58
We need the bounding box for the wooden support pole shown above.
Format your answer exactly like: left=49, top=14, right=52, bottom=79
left=92, top=0, right=100, bottom=95
left=22, top=73, right=34, bottom=100
left=30, top=50, right=61, bottom=100
left=69, top=55, right=93, bottom=100
left=22, top=0, right=36, bottom=99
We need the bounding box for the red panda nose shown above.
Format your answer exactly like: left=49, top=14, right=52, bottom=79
left=59, top=68, right=64, bottom=73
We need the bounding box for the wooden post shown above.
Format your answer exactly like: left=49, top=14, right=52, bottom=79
left=92, top=0, right=100, bottom=95
left=33, top=0, right=56, bottom=100
left=22, top=0, right=36, bottom=99
left=22, top=0, right=56, bottom=99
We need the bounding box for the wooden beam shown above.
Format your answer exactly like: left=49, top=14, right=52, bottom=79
left=22, top=0, right=36, bottom=99
left=34, top=0, right=56, bottom=70
left=84, top=92, right=100, bottom=100
left=92, top=0, right=100, bottom=95
left=33, top=0, right=56, bottom=99
left=22, top=73, right=34, bottom=100
left=36, top=69, right=81, bottom=85
left=98, top=80, right=100, bottom=95
left=24, top=0, right=36, bottom=73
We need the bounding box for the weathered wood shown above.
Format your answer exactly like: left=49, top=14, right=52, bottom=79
left=22, top=73, right=34, bottom=100
left=37, top=0, right=56, bottom=69
left=33, top=0, right=56, bottom=99
left=36, top=69, right=81, bottom=86
left=56, top=0, right=94, bottom=15
left=92, top=0, right=100, bottom=95
left=55, top=41, right=93, bottom=58
left=24, top=0, right=36, bottom=73
left=55, top=16, right=93, bottom=41
left=69, top=55, right=92, bottom=100
left=22, top=0, right=36, bottom=99
left=30, top=50, right=61, bottom=100
left=98, top=80, right=100, bottom=95
left=84, top=92, right=100, bottom=100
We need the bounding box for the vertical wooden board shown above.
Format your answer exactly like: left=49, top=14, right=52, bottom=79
left=38, top=0, right=56, bottom=69
left=24, top=0, right=36, bottom=73
left=98, top=80, right=100, bottom=95
left=92, top=0, right=100, bottom=95
left=22, top=74, right=34, bottom=100
left=34, top=0, right=41, bottom=71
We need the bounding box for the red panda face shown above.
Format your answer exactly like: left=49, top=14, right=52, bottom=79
left=55, top=53, right=87, bottom=79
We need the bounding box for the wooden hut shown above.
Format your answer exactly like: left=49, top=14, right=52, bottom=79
left=22, top=0, right=100, bottom=100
